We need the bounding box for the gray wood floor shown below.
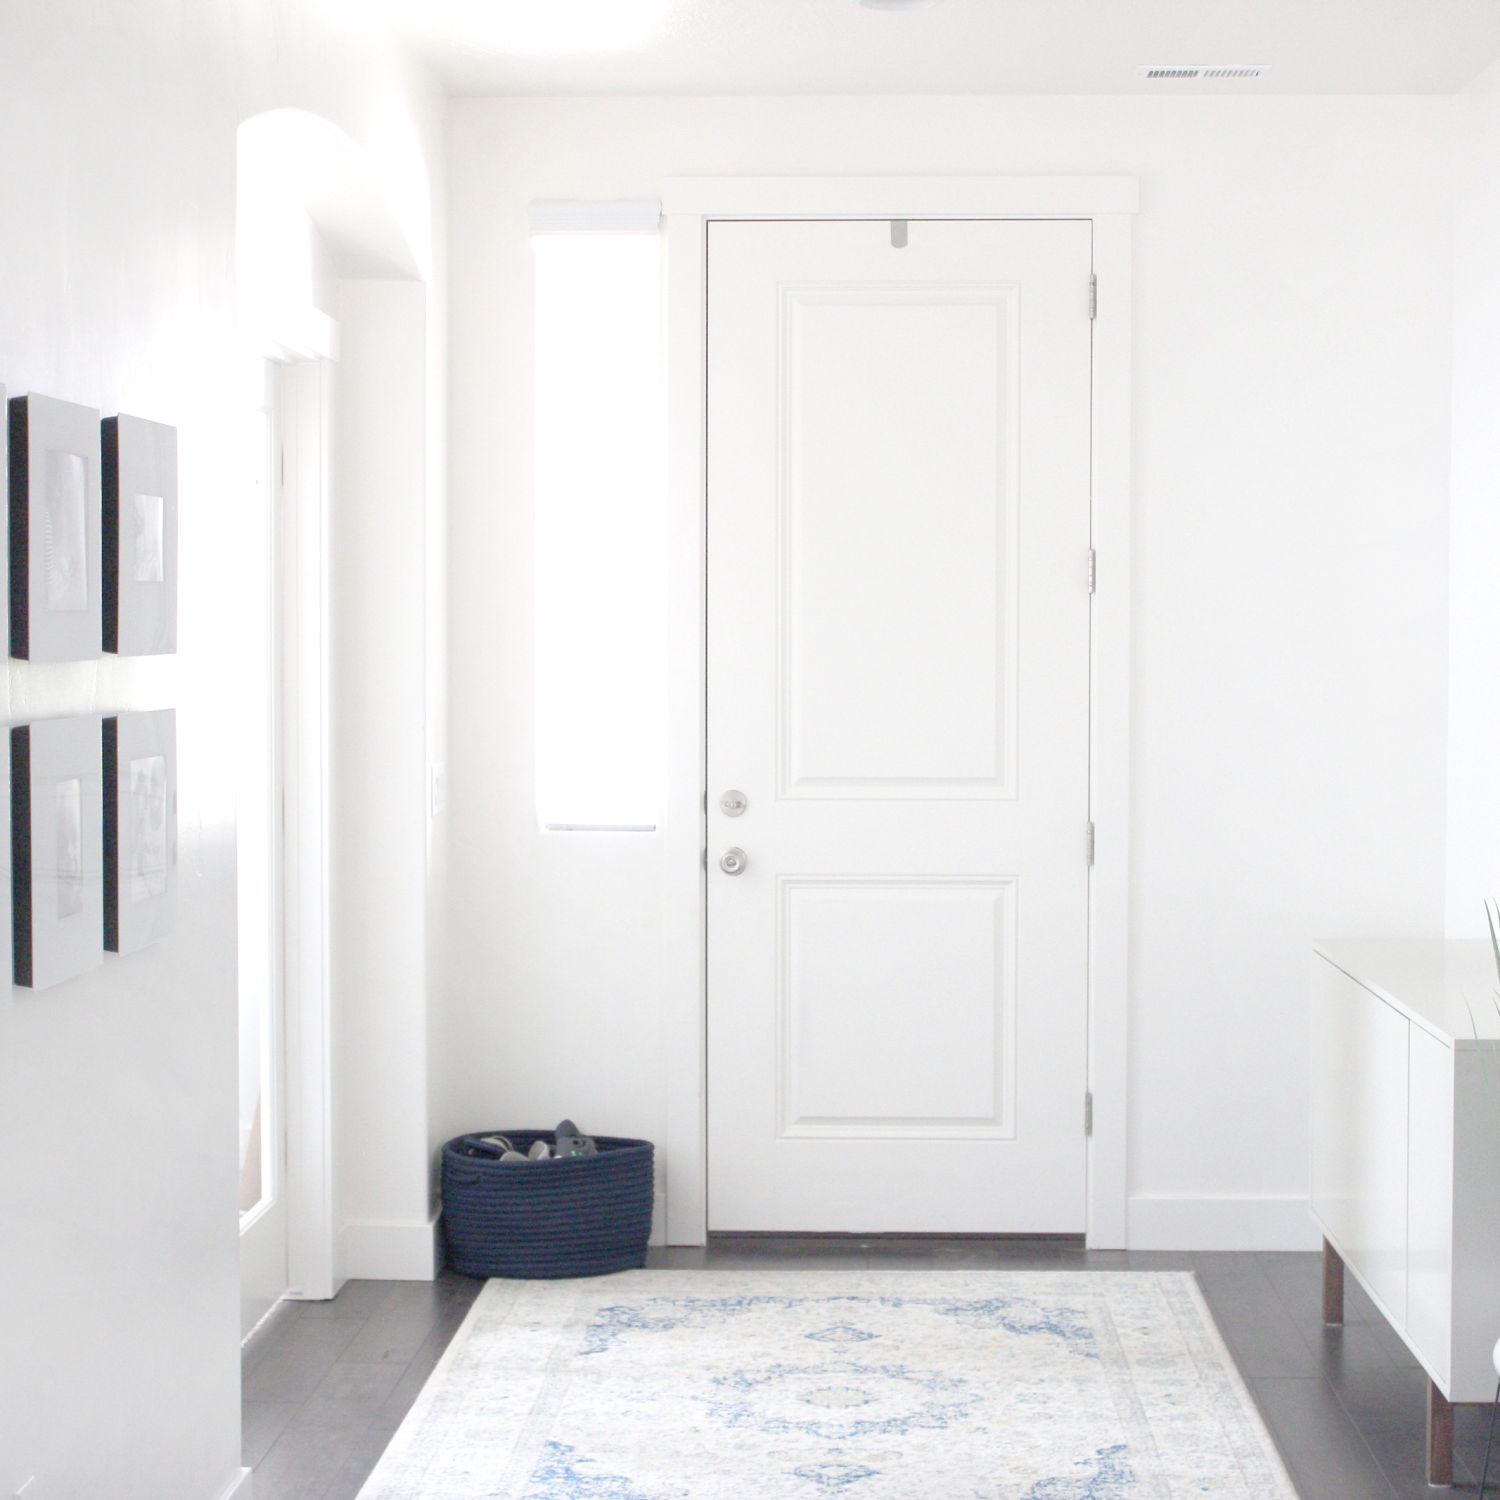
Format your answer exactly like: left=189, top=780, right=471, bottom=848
left=240, top=1238, right=1500, bottom=1498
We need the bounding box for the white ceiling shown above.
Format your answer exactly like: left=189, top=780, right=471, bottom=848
left=388, top=0, right=1500, bottom=97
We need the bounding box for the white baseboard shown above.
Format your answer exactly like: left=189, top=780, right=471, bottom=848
left=1127, top=1194, right=1320, bottom=1251
left=211, top=1467, right=253, bottom=1500
left=341, top=1212, right=442, bottom=1280
left=339, top=1196, right=667, bottom=1276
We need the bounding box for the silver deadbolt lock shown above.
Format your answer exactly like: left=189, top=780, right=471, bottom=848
left=720, top=789, right=748, bottom=817
left=719, top=847, right=748, bottom=876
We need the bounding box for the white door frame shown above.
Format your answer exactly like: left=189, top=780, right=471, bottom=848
left=238, top=343, right=339, bottom=1324
left=660, top=176, right=1137, bottom=1248
left=238, top=361, right=289, bottom=1337
left=278, top=350, right=341, bottom=1300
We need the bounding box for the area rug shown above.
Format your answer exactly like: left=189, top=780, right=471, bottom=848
left=357, top=1270, right=1299, bottom=1499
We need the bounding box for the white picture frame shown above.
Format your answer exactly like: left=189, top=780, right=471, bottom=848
left=11, top=715, right=104, bottom=989
left=8, top=393, right=103, bottom=662
left=104, top=708, right=176, bottom=954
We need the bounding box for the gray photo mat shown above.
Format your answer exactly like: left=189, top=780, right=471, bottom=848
left=10, top=392, right=102, bottom=662
left=106, top=708, right=176, bottom=955
left=104, top=413, right=177, bottom=656
left=13, top=714, right=104, bottom=990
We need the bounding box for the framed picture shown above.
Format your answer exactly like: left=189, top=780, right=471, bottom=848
left=0, top=384, right=7, bottom=633
left=103, top=709, right=176, bottom=954
left=102, top=414, right=177, bottom=656
left=12, top=715, right=103, bottom=989
left=8, top=392, right=102, bottom=661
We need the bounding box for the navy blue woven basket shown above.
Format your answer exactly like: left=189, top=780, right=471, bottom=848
left=442, top=1131, right=654, bottom=1279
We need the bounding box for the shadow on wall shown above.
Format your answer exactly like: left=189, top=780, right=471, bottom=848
left=237, top=107, right=423, bottom=355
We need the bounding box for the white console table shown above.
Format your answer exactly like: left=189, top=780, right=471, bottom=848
left=1311, top=939, right=1500, bottom=1486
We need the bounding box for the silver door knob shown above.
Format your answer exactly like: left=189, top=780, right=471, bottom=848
left=719, top=847, right=748, bottom=876
left=720, top=789, right=748, bottom=817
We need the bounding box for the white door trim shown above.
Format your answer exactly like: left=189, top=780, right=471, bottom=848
left=661, top=176, right=1137, bottom=1248
left=279, top=354, right=341, bottom=1299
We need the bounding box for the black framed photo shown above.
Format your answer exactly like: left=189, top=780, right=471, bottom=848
left=102, top=414, right=177, bottom=656
left=8, top=393, right=102, bottom=662
left=103, top=708, right=176, bottom=954
left=11, top=715, right=104, bottom=989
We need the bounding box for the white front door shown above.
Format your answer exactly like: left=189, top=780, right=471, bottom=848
left=706, top=218, right=1093, bottom=1233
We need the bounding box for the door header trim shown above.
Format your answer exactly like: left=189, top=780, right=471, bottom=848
left=662, top=175, right=1140, bottom=220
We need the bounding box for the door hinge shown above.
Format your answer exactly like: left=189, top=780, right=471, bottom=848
left=1089, top=273, right=1097, bottom=321
left=701, top=847, right=708, bottom=870
left=1086, top=821, right=1096, bottom=866
left=1087, top=548, right=1096, bottom=594
left=1084, top=1091, right=1094, bottom=1137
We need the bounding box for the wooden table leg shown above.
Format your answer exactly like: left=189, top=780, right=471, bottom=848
left=1322, top=1237, right=1344, bottom=1326
left=1427, top=1380, right=1454, bottom=1488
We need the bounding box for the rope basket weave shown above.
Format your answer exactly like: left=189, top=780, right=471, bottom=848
left=442, top=1131, right=654, bottom=1279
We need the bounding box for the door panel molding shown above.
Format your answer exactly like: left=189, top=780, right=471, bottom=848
left=660, top=176, right=1136, bottom=1247
left=775, top=874, right=1018, bottom=1143
left=775, top=280, right=1021, bottom=802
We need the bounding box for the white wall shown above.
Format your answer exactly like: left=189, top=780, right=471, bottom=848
left=0, top=3, right=443, bottom=1496
left=444, top=95, right=1455, bottom=1251
left=1446, top=57, right=1500, bottom=940
left=333, top=278, right=441, bottom=1280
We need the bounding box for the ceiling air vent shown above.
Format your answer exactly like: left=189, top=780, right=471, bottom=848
left=1138, top=64, right=1269, bottom=80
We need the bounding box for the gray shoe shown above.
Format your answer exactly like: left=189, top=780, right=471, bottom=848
left=553, top=1119, right=598, bottom=1158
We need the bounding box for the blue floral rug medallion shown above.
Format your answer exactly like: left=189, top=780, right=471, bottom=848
left=356, top=1271, right=1297, bottom=1498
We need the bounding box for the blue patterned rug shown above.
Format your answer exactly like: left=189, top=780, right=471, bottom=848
left=357, top=1270, right=1298, bottom=1498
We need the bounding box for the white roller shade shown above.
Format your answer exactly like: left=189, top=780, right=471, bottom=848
left=531, top=215, right=666, bottom=832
